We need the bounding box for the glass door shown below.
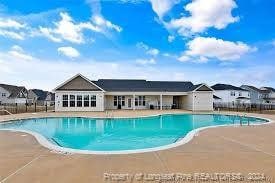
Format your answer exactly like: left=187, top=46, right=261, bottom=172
left=128, top=98, right=132, bottom=108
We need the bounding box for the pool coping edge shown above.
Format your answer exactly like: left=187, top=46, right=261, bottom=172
left=0, top=113, right=273, bottom=155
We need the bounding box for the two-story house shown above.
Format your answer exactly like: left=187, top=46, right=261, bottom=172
left=28, top=89, right=54, bottom=106
left=259, top=87, right=275, bottom=104
left=0, top=84, right=29, bottom=105
left=241, top=85, right=263, bottom=104
left=212, top=84, right=250, bottom=106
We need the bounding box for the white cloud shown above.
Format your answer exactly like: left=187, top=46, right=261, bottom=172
left=38, top=12, right=121, bottom=44
left=118, top=0, right=146, bottom=4
left=92, top=15, right=122, bottom=33
left=146, top=48, right=159, bottom=56
left=136, top=58, right=156, bottom=65
left=0, top=17, right=27, bottom=40
left=38, top=12, right=88, bottom=44
left=136, top=42, right=149, bottom=50
left=0, top=18, right=26, bottom=29
left=11, top=45, right=24, bottom=52
left=8, top=45, right=34, bottom=61
left=136, top=42, right=159, bottom=56
left=85, top=0, right=122, bottom=33
left=168, top=35, right=175, bottom=43
left=177, top=55, right=191, bottom=62
left=57, top=46, right=80, bottom=58
left=0, top=48, right=274, bottom=90
left=166, top=0, right=239, bottom=36
left=0, top=29, right=25, bottom=40
left=149, top=0, right=179, bottom=19
left=0, top=50, right=167, bottom=90
left=163, top=53, right=178, bottom=59
left=179, top=37, right=256, bottom=62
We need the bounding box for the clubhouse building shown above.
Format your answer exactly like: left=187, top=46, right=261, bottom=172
left=54, top=74, right=214, bottom=112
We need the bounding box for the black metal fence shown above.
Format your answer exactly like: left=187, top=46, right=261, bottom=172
left=0, top=103, right=54, bottom=115
left=214, top=102, right=275, bottom=113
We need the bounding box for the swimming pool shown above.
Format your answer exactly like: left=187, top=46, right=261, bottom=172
left=0, top=114, right=268, bottom=154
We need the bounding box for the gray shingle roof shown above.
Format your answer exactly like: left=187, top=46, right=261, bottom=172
left=47, top=92, right=55, bottom=101
left=94, top=79, right=195, bottom=92
left=0, top=84, right=26, bottom=98
left=261, top=87, right=275, bottom=92
left=213, top=95, right=221, bottom=99
left=30, top=89, right=48, bottom=100
left=241, top=85, right=261, bottom=92
left=212, top=84, right=248, bottom=91
left=236, top=96, right=250, bottom=99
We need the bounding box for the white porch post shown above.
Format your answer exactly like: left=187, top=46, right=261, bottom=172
left=133, top=94, right=135, bottom=110
left=160, top=94, right=163, bottom=110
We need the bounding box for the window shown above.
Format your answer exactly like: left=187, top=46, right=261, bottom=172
left=135, top=96, right=145, bottom=106
left=143, top=96, right=146, bottom=106
left=77, top=95, right=82, bottom=107
left=121, top=96, right=125, bottom=106
left=230, top=91, right=235, bottom=96
left=128, top=98, right=132, bottom=108
left=113, top=96, right=125, bottom=106
left=135, top=97, right=138, bottom=106
left=114, top=96, right=117, bottom=106
left=62, top=95, right=68, bottom=107
left=69, top=95, right=75, bottom=107
left=138, top=96, right=142, bottom=106
left=239, top=92, right=242, bottom=96
left=2, top=93, right=6, bottom=97
left=91, top=95, right=96, bottom=107
left=84, top=95, right=89, bottom=107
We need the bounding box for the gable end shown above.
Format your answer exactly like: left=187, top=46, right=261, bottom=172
left=193, top=84, right=213, bottom=92
left=54, top=74, right=104, bottom=91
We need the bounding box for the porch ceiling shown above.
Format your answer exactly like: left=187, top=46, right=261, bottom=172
left=104, top=92, right=189, bottom=96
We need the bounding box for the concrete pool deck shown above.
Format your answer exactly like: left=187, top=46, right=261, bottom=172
left=0, top=110, right=275, bottom=183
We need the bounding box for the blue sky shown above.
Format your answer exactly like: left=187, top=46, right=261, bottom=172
left=0, top=0, right=274, bottom=90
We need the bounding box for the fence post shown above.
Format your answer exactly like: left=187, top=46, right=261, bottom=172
left=259, top=104, right=262, bottom=113
left=25, top=102, right=27, bottom=112
left=16, top=103, right=18, bottom=114
left=35, top=102, right=37, bottom=112
left=45, top=103, right=48, bottom=112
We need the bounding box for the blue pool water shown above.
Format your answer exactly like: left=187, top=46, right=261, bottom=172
left=0, top=114, right=267, bottom=151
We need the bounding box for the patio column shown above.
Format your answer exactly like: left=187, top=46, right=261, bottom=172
left=160, top=94, right=163, bottom=110
left=133, top=94, right=135, bottom=110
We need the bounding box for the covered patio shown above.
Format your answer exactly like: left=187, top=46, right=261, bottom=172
left=104, top=93, right=190, bottom=110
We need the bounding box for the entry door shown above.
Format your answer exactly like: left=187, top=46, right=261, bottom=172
left=173, top=96, right=180, bottom=109
left=128, top=98, right=132, bottom=108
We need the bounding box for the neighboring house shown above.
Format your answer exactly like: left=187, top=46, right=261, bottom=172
left=213, top=95, right=222, bottom=103
left=28, top=89, right=52, bottom=105
left=259, top=87, right=275, bottom=104
left=0, top=84, right=28, bottom=105
left=45, top=92, right=55, bottom=106
left=212, top=84, right=250, bottom=106
left=241, top=85, right=263, bottom=103
left=54, top=74, right=214, bottom=112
